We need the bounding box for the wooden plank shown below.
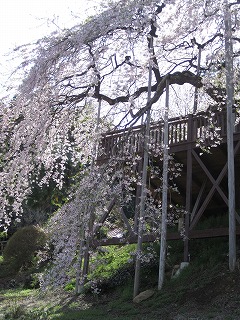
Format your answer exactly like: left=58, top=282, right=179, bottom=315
left=191, top=178, right=207, bottom=222
left=93, top=197, right=116, bottom=235
left=120, top=208, right=134, bottom=235
left=92, top=226, right=240, bottom=246
left=98, top=107, right=240, bottom=161
left=191, top=140, right=240, bottom=229
left=184, top=147, right=192, bottom=261
left=192, top=150, right=228, bottom=204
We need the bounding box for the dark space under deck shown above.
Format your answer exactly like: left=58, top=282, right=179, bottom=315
left=95, top=109, right=240, bottom=247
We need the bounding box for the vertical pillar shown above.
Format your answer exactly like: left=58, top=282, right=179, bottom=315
left=158, top=76, right=170, bottom=290
left=236, top=167, right=240, bottom=211
left=224, top=0, right=236, bottom=272
left=134, top=159, right=143, bottom=233
left=76, top=99, right=102, bottom=293
left=184, top=114, right=193, bottom=262
left=133, top=37, right=153, bottom=298
left=184, top=148, right=192, bottom=261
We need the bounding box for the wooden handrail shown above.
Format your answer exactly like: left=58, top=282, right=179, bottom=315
left=98, top=109, right=240, bottom=159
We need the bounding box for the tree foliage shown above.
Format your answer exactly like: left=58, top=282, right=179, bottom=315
left=0, top=0, right=240, bottom=287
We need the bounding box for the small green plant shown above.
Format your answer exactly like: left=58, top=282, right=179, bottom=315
left=0, top=231, right=7, bottom=241
left=89, top=244, right=135, bottom=280
left=85, top=244, right=136, bottom=292
left=64, top=279, right=75, bottom=291
left=3, top=299, right=24, bottom=319
left=4, top=303, right=50, bottom=320
left=25, top=308, right=50, bottom=320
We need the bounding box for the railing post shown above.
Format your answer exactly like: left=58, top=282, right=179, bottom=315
left=187, top=114, right=194, bottom=143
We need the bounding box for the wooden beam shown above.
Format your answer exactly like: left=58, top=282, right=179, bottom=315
left=120, top=208, right=134, bottom=236
left=92, top=226, right=240, bottom=246
left=193, top=150, right=228, bottom=204
left=93, top=197, right=116, bottom=235
left=191, top=178, right=207, bottom=222
left=191, top=141, right=240, bottom=229
left=184, top=147, right=192, bottom=261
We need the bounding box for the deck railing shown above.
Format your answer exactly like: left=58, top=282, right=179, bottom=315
left=99, top=109, right=240, bottom=160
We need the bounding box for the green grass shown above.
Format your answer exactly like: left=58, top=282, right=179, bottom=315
left=0, top=214, right=239, bottom=319
left=88, top=244, right=136, bottom=280
left=0, top=260, right=237, bottom=320
left=0, top=288, right=33, bottom=298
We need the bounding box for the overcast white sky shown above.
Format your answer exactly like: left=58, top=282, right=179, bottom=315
left=0, top=0, right=99, bottom=54
left=0, top=0, right=100, bottom=94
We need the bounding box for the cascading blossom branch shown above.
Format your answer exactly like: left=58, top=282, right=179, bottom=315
left=0, top=93, right=97, bottom=228
left=0, top=0, right=239, bottom=289
left=40, top=164, right=122, bottom=289
left=39, top=136, right=187, bottom=290
left=1, top=0, right=239, bottom=228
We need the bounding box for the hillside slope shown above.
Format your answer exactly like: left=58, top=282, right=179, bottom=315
left=1, top=261, right=240, bottom=319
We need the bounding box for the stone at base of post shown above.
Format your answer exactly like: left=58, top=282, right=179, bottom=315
left=76, top=281, right=85, bottom=294
left=172, top=262, right=189, bottom=279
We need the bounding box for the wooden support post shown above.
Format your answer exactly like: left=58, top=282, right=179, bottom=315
left=158, top=76, right=170, bottom=290
left=236, top=167, right=240, bottom=212
left=184, top=148, right=192, bottom=261
left=184, top=114, right=193, bottom=262
left=120, top=208, right=134, bottom=235
left=76, top=213, right=93, bottom=293
left=133, top=37, right=153, bottom=298
left=224, top=0, right=236, bottom=272
left=134, top=161, right=143, bottom=233
left=75, top=229, right=85, bottom=293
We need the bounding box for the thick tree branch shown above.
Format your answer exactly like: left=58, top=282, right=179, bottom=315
left=128, top=71, right=203, bottom=125
left=59, top=68, right=225, bottom=111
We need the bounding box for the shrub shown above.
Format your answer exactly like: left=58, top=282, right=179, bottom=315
left=3, top=225, right=47, bottom=275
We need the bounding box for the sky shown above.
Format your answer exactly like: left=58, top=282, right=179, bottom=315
left=0, top=0, right=98, bottom=54
left=0, top=0, right=100, bottom=95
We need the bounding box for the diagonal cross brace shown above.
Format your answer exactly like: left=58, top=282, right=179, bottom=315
left=93, top=197, right=116, bottom=236
left=93, top=197, right=135, bottom=238
left=193, top=150, right=229, bottom=204
left=190, top=140, right=240, bottom=230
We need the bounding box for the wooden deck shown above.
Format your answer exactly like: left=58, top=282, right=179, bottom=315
left=99, top=108, right=240, bottom=158
left=95, top=108, right=240, bottom=250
